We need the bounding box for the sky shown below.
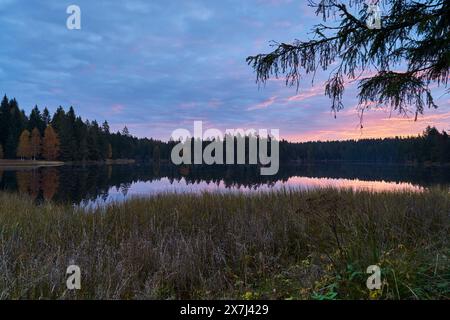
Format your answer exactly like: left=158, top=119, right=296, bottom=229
left=1, top=0, right=449, bottom=142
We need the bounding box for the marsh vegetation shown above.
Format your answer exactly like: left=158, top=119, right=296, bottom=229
left=0, top=189, right=448, bottom=299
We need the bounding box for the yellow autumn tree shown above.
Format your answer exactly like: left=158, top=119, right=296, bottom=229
left=17, top=130, right=32, bottom=159
left=42, top=125, right=60, bottom=161
left=30, top=127, right=42, bottom=160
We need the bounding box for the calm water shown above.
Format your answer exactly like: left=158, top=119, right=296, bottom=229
left=0, top=163, right=449, bottom=206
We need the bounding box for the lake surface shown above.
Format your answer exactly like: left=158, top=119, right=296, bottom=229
left=0, top=163, right=449, bottom=206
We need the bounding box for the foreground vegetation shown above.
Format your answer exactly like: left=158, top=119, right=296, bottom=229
left=0, top=189, right=448, bottom=300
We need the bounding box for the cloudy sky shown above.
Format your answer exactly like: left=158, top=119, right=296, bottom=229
left=1, top=0, right=449, bottom=141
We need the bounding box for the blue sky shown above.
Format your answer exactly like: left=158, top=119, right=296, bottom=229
left=1, top=0, right=448, bottom=141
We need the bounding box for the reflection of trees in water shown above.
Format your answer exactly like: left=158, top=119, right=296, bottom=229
left=15, top=168, right=60, bottom=201
left=107, top=165, right=112, bottom=180
left=41, top=169, right=60, bottom=201
left=14, top=164, right=287, bottom=204
left=16, top=171, right=30, bottom=194
left=1, top=163, right=449, bottom=205
left=29, top=171, right=40, bottom=200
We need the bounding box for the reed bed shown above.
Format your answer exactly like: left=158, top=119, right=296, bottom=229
left=0, top=188, right=448, bottom=299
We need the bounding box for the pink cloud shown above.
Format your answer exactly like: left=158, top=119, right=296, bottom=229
left=286, top=85, right=324, bottom=102
left=247, top=96, right=278, bottom=111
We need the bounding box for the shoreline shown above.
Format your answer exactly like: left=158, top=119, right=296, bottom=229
left=1, top=158, right=449, bottom=169
left=0, top=159, right=64, bottom=169
left=0, top=158, right=137, bottom=168
left=64, top=159, right=136, bottom=166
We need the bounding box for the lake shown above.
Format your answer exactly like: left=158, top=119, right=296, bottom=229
left=0, top=163, right=449, bottom=206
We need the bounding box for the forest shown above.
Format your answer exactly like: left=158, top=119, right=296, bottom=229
left=0, top=95, right=449, bottom=164
left=280, top=126, right=450, bottom=164
left=0, top=95, right=171, bottom=162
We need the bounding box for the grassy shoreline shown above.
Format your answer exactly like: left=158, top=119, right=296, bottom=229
left=0, top=189, right=448, bottom=300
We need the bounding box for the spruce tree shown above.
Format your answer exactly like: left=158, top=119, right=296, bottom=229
left=42, top=108, right=51, bottom=127
left=0, top=95, right=10, bottom=150
left=28, top=105, right=45, bottom=134
left=51, top=107, right=76, bottom=161
left=247, top=0, right=449, bottom=119
left=6, top=98, right=28, bottom=158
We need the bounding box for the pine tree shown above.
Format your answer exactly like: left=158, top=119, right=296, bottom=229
left=87, top=121, right=100, bottom=160
left=102, top=121, right=110, bottom=134
left=51, top=106, right=66, bottom=130
left=75, top=119, right=89, bottom=162
left=79, top=136, right=88, bottom=162
left=52, top=106, right=76, bottom=161
left=30, top=127, right=42, bottom=160
left=17, top=130, right=32, bottom=159
left=0, top=95, right=10, bottom=150
left=0, top=144, right=3, bottom=159
left=28, top=106, right=45, bottom=134
left=122, top=126, right=130, bottom=136
left=42, top=108, right=51, bottom=127
left=6, top=98, right=28, bottom=158
left=153, top=145, right=161, bottom=164
left=247, top=0, right=449, bottom=119
left=42, top=125, right=60, bottom=161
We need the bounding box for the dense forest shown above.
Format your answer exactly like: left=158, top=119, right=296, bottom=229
left=280, top=126, right=450, bottom=164
left=0, top=95, right=449, bottom=164
left=0, top=95, right=172, bottom=162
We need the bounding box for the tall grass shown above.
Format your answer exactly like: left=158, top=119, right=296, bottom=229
left=0, top=189, right=448, bottom=300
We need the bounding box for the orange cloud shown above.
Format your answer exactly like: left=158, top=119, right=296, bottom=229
left=285, top=110, right=450, bottom=142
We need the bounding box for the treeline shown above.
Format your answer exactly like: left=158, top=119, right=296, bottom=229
left=1, top=95, right=449, bottom=164
left=280, top=127, right=450, bottom=164
left=0, top=95, right=172, bottom=162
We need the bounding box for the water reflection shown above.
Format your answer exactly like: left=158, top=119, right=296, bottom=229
left=81, top=176, right=424, bottom=207
left=0, top=163, right=448, bottom=205
left=13, top=168, right=60, bottom=201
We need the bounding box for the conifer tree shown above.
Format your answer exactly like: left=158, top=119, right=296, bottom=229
left=0, top=95, right=10, bottom=150
left=42, top=107, right=51, bottom=127
left=153, top=145, right=161, bottom=164
left=122, top=126, right=130, bottom=136
left=247, top=0, right=449, bottom=119
left=107, top=143, right=113, bottom=159
left=29, top=106, right=45, bottom=134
